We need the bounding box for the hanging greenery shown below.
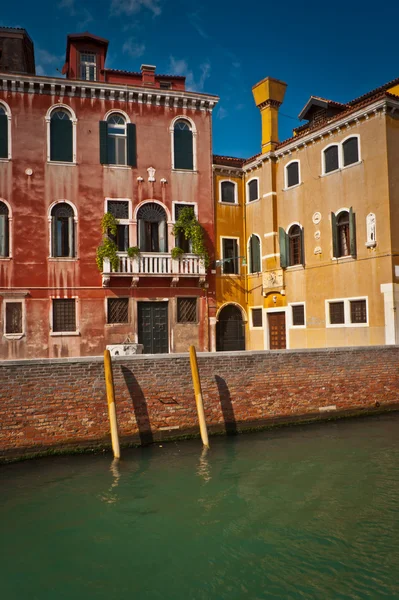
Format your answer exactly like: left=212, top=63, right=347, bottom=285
left=96, top=213, right=119, bottom=272
left=172, top=207, right=210, bottom=268
left=171, top=247, right=185, bottom=260
left=127, top=246, right=141, bottom=258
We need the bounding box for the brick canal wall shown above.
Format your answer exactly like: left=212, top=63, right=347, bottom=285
left=1, top=346, right=399, bottom=460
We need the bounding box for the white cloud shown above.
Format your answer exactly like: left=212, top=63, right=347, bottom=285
left=217, top=107, right=228, bottom=120
left=123, top=38, right=145, bottom=58
left=110, top=0, right=162, bottom=17
left=58, top=0, right=76, bottom=15
left=187, top=11, right=209, bottom=39
left=169, top=57, right=211, bottom=92
left=36, top=49, right=63, bottom=66
left=78, top=8, right=94, bottom=29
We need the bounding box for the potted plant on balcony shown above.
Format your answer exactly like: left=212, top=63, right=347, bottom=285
left=171, top=247, right=185, bottom=260
left=172, top=207, right=210, bottom=267
left=96, top=213, right=120, bottom=272
left=127, top=246, right=141, bottom=259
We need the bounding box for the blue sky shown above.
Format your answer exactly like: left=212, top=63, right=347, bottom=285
left=3, top=0, right=399, bottom=158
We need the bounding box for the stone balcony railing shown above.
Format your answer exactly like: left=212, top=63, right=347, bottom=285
left=102, top=252, right=206, bottom=287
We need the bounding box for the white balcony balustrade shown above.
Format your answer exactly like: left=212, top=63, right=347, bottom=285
left=102, top=252, right=206, bottom=277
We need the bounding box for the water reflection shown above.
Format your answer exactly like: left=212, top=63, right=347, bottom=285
left=196, top=446, right=212, bottom=483
left=100, top=458, right=121, bottom=504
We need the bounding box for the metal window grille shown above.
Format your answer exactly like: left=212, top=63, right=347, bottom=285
left=108, top=201, right=129, bottom=220
left=53, top=299, right=76, bottom=332
left=108, top=298, right=129, bottom=324
left=252, top=308, right=262, bottom=328
left=5, top=302, right=22, bottom=334
left=177, top=298, right=197, bottom=323
left=292, top=304, right=305, bottom=326
left=350, top=300, right=367, bottom=324
left=329, top=301, right=345, bottom=325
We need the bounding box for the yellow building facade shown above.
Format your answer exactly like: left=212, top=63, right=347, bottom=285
left=213, top=76, right=399, bottom=351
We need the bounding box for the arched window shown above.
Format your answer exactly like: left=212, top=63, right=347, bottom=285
left=288, top=225, right=303, bottom=266
left=248, top=234, right=261, bottom=273
left=51, top=203, right=76, bottom=257
left=332, top=208, right=356, bottom=258
left=0, top=104, right=10, bottom=160
left=99, top=113, right=136, bottom=167
left=216, top=304, right=245, bottom=351
left=285, top=161, right=300, bottom=188
left=50, top=109, right=73, bottom=163
left=173, top=119, right=193, bottom=170
left=137, top=203, right=168, bottom=252
left=342, top=137, right=359, bottom=167
left=323, top=145, right=339, bottom=174
left=0, top=201, right=10, bottom=257
left=247, top=179, right=259, bottom=202
left=220, top=181, right=237, bottom=204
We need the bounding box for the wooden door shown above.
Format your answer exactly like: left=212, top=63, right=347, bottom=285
left=216, top=305, right=245, bottom=351
left=268, top=312, right=286, bottom=350
left=138, top=302, right=169, bottom=354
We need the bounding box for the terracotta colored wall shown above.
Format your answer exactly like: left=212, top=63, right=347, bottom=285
left=0, top=346, right=398, bottom=460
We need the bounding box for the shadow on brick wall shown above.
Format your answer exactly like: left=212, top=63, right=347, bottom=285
left=121, top=366, right=154, bottom=445
left=215, top=375, right=237, bottom=435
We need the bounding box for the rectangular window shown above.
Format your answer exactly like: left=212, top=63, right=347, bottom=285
left=174, top=204, right=193, bottom=253
left=177, top=297, right=197, bottom=323
left=329, top=301, right=345, bottom=325
left=251, top=308, right=262, bottom=328
left=107, top=200, right=130, bottom=252
left=350, top=299, right=367, bottom=324
left=160, top=82, right=171, bottom=89
left=222, top=238, right=239, bottom=274
left=292, top=304, right=305, bottom=326
left=5, top=301, right=23, bottom=335
left=324, top=146, right=339, bottom=173
left=107, top=298, right=129, bottom=324
left=286, top=162, right=299, bottom=188
left=247, top=179, right=258, bottom=202
left=80, top=53, right=97, bottom=81
left=52, top=299, right=76, bottom=333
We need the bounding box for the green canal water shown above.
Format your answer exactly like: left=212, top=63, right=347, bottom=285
left=1, top=414, right=399, bottom=599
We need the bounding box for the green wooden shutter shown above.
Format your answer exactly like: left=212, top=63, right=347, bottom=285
left=138, top=219, right=146, bottom=251
left=0, top=114, right=8, bottom=159
left=127, top=123, right=137, bottom=167
left=250, top=235, right=261, bottom=272
left=174, top=129, right=193, bottom=170
left=50, top=119, right=73, bottom=162
left=300, top=227, right=305, bottom=266
left=331, top=212, right=338, bottom=258
left=99, top=121, right=108, bottom=164
left=349, top=207, right=357, bottom=257
left=279, top=227, right=288, bottom=268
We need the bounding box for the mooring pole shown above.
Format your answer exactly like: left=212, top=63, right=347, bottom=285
left=189, top=345, right=210, bottom=448
left=104, top=349, right=121, bottom=459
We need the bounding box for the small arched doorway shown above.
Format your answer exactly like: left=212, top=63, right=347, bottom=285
left=216, top=305, right=245, bottom=351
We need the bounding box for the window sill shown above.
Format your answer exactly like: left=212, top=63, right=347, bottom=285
left=103, top=165, right=132, bottom=170
left=218, top=201, right=239, bottom=206
left=0, top=257, right=12, bottom=261
left=246, top=198, right=260, bottom=205
left=283, top=182, right=302, bottom=192
left=47, top=161, right=76, bottom=167
left=286, top=265, right=304, bottom=271
left=326, top=323, right=368, bottom=328
left=172, top=169, right=197, bottom=174
left=332, top=255, right=355, bottom=262
left=48, top=257, right=79, bottom=262
left=250, top=326, right=263, bottom=331
left=4, top=333, right=24, bottom=340
left=0, top=158, right=11, bottom=163
left=177, top=321, right=199, bottom=325
left=366, top=241, right=377, bottom=248
left=221, top=273, right=241, bottom=277
left=321, top=160, right=362, bottom=177
left=105, top=323, right=130, bottom=327
left=50, top=331, right=81, bottom=337
left=290, top=324, right=306, bottom=329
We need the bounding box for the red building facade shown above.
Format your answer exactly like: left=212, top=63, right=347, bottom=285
left=0, top=30, right=218, bottom=359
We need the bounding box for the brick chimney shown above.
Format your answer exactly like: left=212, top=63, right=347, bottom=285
left=141, top=64, right=156, bottom=86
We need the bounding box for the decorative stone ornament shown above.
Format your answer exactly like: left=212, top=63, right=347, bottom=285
left=160, top=178, right=167, bottom=185
left=314, top=230, right=321, bottom=240
left=312, top=212, right=322, bottom=225
left=137, top=176, right=144, bottom=183
left=147, top=166, right=156, bottom=182
left=366, top=213, right=377, bottom=247
left=314, top=246, right=322, bottom=255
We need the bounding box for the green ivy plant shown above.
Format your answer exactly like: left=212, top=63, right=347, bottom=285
left=96, top=213, right=120, bottom=272
left=127, top=246, right=141, bottom=258
left=171, top=247, right=185, bottom=260
left=172, top=207, right=210, bottom=268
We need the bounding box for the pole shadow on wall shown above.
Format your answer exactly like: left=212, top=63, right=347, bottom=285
left=215, top=375, right=237, bottom=435
left=121, top=366, right=154, bottom=445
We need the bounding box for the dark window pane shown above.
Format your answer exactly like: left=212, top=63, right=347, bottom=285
left=324, top=146, right=339, bottom=173
left=248, top=180, right=258, bottom=202
left=292, top=304, right=305, bottom=326
left=329, top=301, right=345, bottom=325
left=252, top=308, right=262, bottom=327
left=0, top=202, right=9, bottom=257
left=50, top=111, right=73, bottom=162
left=53, top=299, right=76, bottom=332
left=5, top=302, right=22, bottom=334
left=337, top=212, right=350, bottom=257
left=222, top=239, right=238, bottom=274
left=249, top=235, right=261, bottom=273
left=177, top=298, right=197, bottom=323
left=51, top=204, right=74, bottom=258
left=343, top=137, right=359, bottom=167
left=0, top=113, right=8, bottom=159
left=287, top=162, right=299, bottom=187
left=350, top=300, right=367, bottom=323
left=108, top=201, right=129, bottom=220
left=107, top=298, right=129, bottom=324
left=288, top=225, right=302, bottom=266
left=221, top=181, right=235, bottom=203
left=174, top=123, right=193, bottom=170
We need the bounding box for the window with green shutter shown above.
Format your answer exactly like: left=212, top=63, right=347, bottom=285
left=332, top=209, right=356, bottom=258
left=0, top=106, right=8, bottom=159
left=249, top=234, right=261, bottom=273
left=50, top=109, right=73, bottom=162
left=0, top=201, right=9, bottom=257
left=173, top=120, right=193, bottom=170
left=279, top=227, right=288, bottom=269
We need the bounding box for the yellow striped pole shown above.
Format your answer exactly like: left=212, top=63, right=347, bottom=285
left=104, top=349, right=121, bottom=459
left=189, top=345, right=209, bottom=448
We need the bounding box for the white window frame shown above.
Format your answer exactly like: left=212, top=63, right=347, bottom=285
left=250, top=306, right=263, bottom=330
left=322, top=143, right=340, bottom=176
left=247, top=233, right=262, bottom=274
left=220, top=236, right=240, bottom=275
left=246, top=177, right=260, bottom=203
left=286, top=221, right=304, bottom=268
left=45, top=104, right=77, bottom=164
left=0, top=198, right=12, bottom=259
left=219, top=179, right=238, bottom=205
left=105, top=198, right=132, bottom=251
left=105, top=296, right=130, bottom=326
left=80, top=52, right=97, bottom=81
left=325, top=296, right=369, bottom=328
left=0, top=100, right=12, bottom=161
left=288, top=302, right=306, bottom=329
left=3, top=298, right=25, bottom=339
left=322, top=135, right=361, bottom=176
left=170, top=115, right=197, bottom=172
left=103, top=110, right=130, bottom=167
left=50, top=296, right=80, bottom=336
left=284, top=159, right=301, bottom=190
left=48, top=200, right=78, bottom=260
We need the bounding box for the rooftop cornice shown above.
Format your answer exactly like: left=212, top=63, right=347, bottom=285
left=0, top=72, right=219, bottom=112
left=212, top=164, right=244, bottom=176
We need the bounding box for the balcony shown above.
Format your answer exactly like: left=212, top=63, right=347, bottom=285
left=102, top=252, right=206, bottom=287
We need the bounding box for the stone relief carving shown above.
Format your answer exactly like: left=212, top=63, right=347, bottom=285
left=366, top=213, right=376, bottom=247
